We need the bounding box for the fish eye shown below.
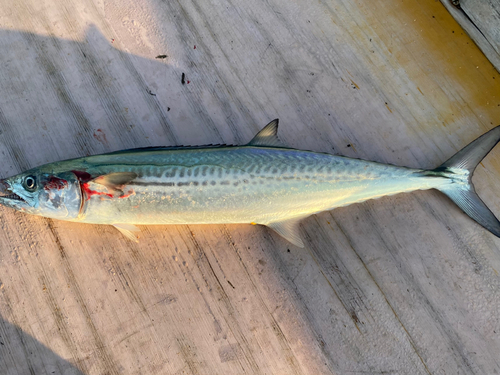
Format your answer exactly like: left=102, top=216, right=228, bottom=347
left=24, top=176, right=37, bottom=191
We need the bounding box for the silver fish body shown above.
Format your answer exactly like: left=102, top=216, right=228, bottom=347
left=76, top=147, right=446, bottom=225
left=1, top=120, right=499, bottom=246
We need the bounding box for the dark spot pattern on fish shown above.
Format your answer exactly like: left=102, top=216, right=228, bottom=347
left=131, top=181, right=175, bottom=187
left=165, top=167, right=178, bottom=178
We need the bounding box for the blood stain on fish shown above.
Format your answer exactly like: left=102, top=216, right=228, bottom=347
left=44, top=176, right=68, bottom=191
left=82, top=183, right=113, bottom=200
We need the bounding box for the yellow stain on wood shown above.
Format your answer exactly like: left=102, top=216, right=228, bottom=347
left=347, top=0, right=500, bottom=130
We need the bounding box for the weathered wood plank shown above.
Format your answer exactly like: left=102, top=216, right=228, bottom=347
left=0, top=0, right=499, bottom=374
left=440, top=0, right=500, bottom=73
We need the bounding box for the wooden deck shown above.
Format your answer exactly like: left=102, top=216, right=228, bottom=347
left=1, top=0, right=500, bottom=374
left=440, top=0, right=500, bottom=73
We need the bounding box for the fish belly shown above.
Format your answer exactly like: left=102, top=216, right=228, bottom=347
left=75, top=147, right=449, bottom=225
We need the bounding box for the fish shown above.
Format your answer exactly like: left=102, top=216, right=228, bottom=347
left=0, top=119, right=499, bottom=247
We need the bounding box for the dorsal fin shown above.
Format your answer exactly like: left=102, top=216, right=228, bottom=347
left=247, top=119, right=285, bottom=147
left=104, top=143, right=236, bottom=155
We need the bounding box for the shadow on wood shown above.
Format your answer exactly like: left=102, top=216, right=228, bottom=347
left=0, top=314, right=85, bottom=375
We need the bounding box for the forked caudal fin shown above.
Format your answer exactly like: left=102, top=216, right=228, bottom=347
left=432, top=125, right=500, bottom=237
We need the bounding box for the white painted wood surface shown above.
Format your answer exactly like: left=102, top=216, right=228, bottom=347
left=0, top=0, right=500, bottom=374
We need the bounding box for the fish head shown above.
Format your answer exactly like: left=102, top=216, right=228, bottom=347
left=0, top=171, right=82, bottom=220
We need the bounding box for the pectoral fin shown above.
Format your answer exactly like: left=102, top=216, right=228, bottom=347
left=113, top=223, right=140, bottom=242
left=93, top=172, right=137, bottom=195
left=267, top=218, right=305, bottom=247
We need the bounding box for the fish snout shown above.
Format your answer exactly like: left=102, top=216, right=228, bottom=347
left=0, top=179, right=10, bottom=195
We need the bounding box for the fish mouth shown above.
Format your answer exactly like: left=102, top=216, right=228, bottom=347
left=0, top=192, right=26, bottom=202
left=0, top=180, right=27, bottom=204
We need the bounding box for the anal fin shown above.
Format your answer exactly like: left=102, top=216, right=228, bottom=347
left=113, top=223, right=140, bottom=242
left=267, top=218, right=305, bottom=247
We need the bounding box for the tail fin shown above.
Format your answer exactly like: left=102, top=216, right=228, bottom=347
left=434, top=125, right=500, bottom=237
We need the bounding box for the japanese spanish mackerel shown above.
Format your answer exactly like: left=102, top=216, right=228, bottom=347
left=0, top=119, right=500, bottom=247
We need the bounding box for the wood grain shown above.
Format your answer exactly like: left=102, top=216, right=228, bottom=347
left=439, top=0, right=500, bottom=73
left=0, top=0, right=499, bottom=374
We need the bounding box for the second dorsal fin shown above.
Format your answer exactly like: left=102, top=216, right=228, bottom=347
left=247, top=119, right=285, bottom=147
